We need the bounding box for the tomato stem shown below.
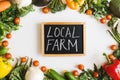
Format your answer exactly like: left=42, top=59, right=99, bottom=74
left=103, top=53, right=112, bottom=64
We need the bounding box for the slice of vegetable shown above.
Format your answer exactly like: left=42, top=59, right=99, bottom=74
left=0, top=0, right=11, bottom=12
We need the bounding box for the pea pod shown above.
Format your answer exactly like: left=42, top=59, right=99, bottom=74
left=0, top=46, right=8, bottom=55
left=0, top=24, right=6, bottom=41
left=46, top=69, right=65, bottom=80
left=64, top=72, right=78, bottom=80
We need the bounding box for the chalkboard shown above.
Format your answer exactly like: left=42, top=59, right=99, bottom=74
left=41, top=22, right=85, bottom=56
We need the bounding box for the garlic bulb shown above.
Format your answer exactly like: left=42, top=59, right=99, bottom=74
left=11, top=0, right=32, bottom=8
left=25, top=67, right=44, bottom=80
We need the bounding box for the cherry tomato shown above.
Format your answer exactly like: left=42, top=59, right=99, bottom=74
left=77, top=64, right=84, bottom=70
left=14, top=17, right=20, bottom=25
left=93, top=72, right=99, bottom=78
left=100, top=18, right=106, bottom=24
left=6, top=33, right=12, bottom=39
left=2, top=40, right=8, bottom=47
left=33, top=60, right=39, bottom=66
left=40, top=66, right=47, bottom=72
left=42, top=7, right=50, bottom=14
left=106, top=14, right=112, bottom=20
left=72, top=70, right=79, bottom=76
left=5, top=53, right=12, bottom=59
left=108, top=54, right=115, bottom=60
left=21, top=57, right=27, bottom=63
left=86, top=9, right=93, bottom=15
left=110, top=45, right=117, bottom=50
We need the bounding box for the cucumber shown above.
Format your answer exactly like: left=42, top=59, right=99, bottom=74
left=64, top=72, right=78, bottom=80
left=46, top=69, right=65, bottom=80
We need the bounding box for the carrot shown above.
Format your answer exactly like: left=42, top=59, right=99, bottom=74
left=0, top=1, right=11, bottom=12
left=0, top=0, right=6, bottom=1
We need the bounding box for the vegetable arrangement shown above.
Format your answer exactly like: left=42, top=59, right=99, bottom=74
left=0, top=0, right=120, bottom=80
left=0, top=0, right=34, bottom=41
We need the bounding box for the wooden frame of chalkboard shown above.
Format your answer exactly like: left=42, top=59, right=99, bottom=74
left=41, top=22, right=85, bottom=56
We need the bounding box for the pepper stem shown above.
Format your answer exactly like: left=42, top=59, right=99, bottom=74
left=103, top=53, right=112, bottom=64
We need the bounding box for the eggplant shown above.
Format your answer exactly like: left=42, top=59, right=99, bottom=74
left=32, top=0, right=52, bottom=7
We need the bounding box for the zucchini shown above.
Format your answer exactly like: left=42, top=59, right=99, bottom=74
left=45, top=69, right=65, bottom=80
left=64, top=72, right=78, bottom=80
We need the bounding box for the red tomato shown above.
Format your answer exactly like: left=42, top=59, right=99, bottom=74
left=14, top=17, right=20, bottom=25
left=5, top=53, right=12, bottom=59
left=6, top=33, right=12, bottom=39
left=93, top=72, right=99, bottom=78
left=110, top=45, right=117, bottom=50
left=21, top=57, right=27, bottom=63
left=2, top=40, right=8, bottom=47
left=77, top=64, right=84, bottom=70
left=106, top=14, right=112, bottom=20
left=42, top=7, right=50, bottom=14
left=72, top=70, right=79, bottom=76
left=108, top=54, right=115, bottom=60
left=33, top=60, right=39, bottom=66
left=86, top=9, right=93, bottom=15
left=100, top=18, right=106, bottom=24
left=40, top=66, right=47, bottom=72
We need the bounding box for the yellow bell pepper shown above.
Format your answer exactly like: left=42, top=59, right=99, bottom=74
left=0, top=57, right=12, bottom=79
left=66, top=0, right=85, bottom=10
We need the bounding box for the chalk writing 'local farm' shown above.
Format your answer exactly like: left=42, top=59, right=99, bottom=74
left=46, top=26, right=80, bottom=52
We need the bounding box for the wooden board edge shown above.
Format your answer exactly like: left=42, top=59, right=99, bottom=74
left=41, top=22, right=86, bottom=56
left=41, top=23, right=45, bottom=56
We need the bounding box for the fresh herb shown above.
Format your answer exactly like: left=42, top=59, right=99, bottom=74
left=78, top=64, right=111, bottom=80
left=48, top=0, right=66, bottom=13
left=8, top=58, right=32, bottom=80
left=107, top=17, right=118, bottom=27
left=0, top=4, right=34, bottom=41
left=108, top=24, right=120, bottom=43
left=80, top=0, right=110, bottom=19
left=17, top=4, right=34, bottom=17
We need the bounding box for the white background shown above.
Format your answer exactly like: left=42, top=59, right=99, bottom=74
left=9, top=6, right=116, bottom=72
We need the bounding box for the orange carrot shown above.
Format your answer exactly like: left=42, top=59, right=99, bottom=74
left=0, top=0, right=6, bottom=1
left=0, top=1, right=11, bottom=12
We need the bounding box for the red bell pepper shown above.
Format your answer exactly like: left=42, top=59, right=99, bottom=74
left=103, top=53, right=120, bottom=80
